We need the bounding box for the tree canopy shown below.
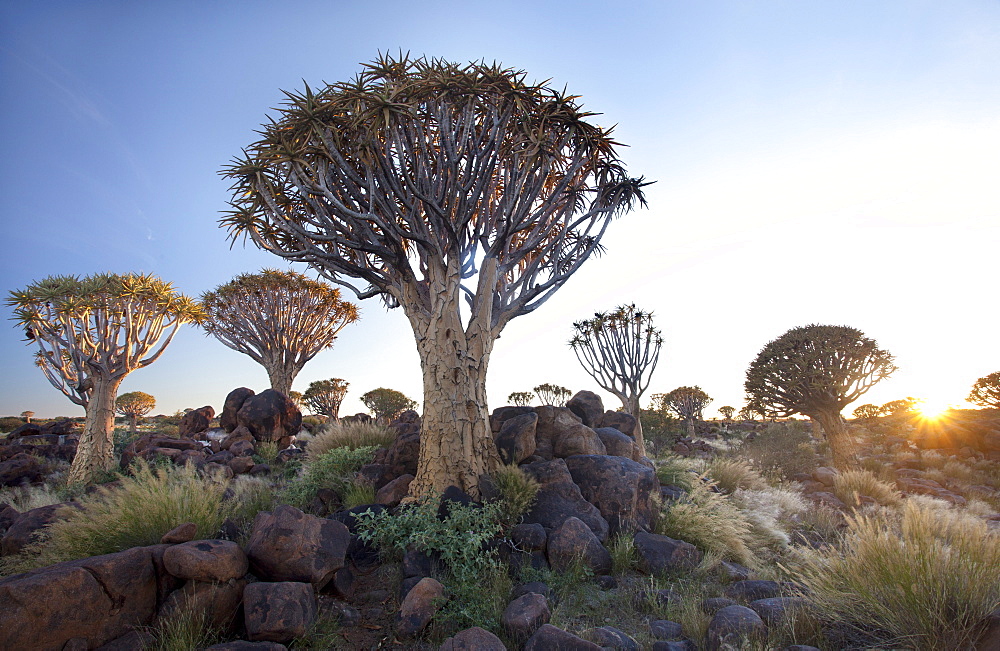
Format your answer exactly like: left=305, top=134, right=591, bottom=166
left=361, top=387, right=417, bottom=423
left=508, top=391, right=534, bottom=407
left=304, top=378, right=350, bottom=421
left=968, top=372, right=1000, bottom=408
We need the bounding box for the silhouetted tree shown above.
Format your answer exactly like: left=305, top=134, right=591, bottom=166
left=655, top=386, right=712, bottom=437
left=745, top=324, right=896, bottom=466
left=20, top=410, right=34, bottom=423
left=718, top=406, right=735, bottom=421
left=202, top=270, right=358, bottom=396
left=569, top=304, right=662, bottom=455
left=304, top=378, right=349, bottom=422
left=8, top=273, right=203, bottom=483
left=508, top=391, right=534, bottom=407
left=361, top=388, right=417, bottom=423
left=116, top=391, right=156, bottom=435
left=881, top=397, right=917, bottom=416
left=968, top=372, right=1000, bottom=408
left=534, top=383, right=572, bottom=407
left=852, top=404, right=883, bottom=420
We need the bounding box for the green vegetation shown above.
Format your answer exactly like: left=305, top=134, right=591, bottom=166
left=359, top=388, right=417, bottom=423
left=489, top=463, right=540, bottom=528
left=281, top=446, right=377, bottom=512
left=306, top=420, right=395, bottom=458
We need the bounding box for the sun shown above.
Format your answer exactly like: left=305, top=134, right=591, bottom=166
left=916, top=399, right=950, bottom=420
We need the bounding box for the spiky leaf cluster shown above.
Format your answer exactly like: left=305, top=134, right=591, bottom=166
left=361, top=387, right=417, bottom=422
left=533, top=383, right=571, bottom=407
left=507, top=391, right=534, bottom=407
left=220, top=53, right=647, bottom=322
left=303, top=378, right=349, bottom=418
left=7, top=273, right=204, bottom=404
left=653, top=386, right=712, bottom=420
left=115, top=391, right=156, bottom=419
left=968, top=372, right=1000, bottom=409
left=744, top=324, right=897, bottom=419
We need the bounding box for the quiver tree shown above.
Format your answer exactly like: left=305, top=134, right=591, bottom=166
left=968, top=372, right=1000, bottom=408
left=115, top=391, right=156, bottom=435
left=8, top=273, right=204, bottom=483
left=533, top=383, right=572, bottom=407
left=744, top=324, right=896, bottom=467
left=508, top=391, right=534, bottom=407
left=220, top=54, right=647, bottom=497
left=852, top=404, right=883, bottom=420
left=570, top=304, right=661, bottom=455
left=20, top=411, right=34, bottom=423
left=718, top=406, right=735, bottom=421
left=361, top=388, right=417, bottom=424
left=304, top=378, right=349, bottom=422
left=655, top=386, right=712, bottom=437
left=201, top=269, right=358, bottom=395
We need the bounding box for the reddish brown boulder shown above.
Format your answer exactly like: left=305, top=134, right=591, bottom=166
left=160, top=522, right=198, bottom=544
left=179, top=406, right=215, bottom=437
left=595, top=428, right=641, bottom=460
left=494, top=412, right=538, bottom=465
left=533, top=407, right=584, bottom=459
left=381, top=427, right=420, bottom=478
left=244, top=581, right=316, bottom=643
left=521, top=459, right=610, bottom=542
left=567, top=391, right=605, bottom=428
left=396, top=576, right=445, bottom=638
left=163, top=539, right=248, bottom=582
left=245, top=505, right=350, bottom=589
left=221, top=387, right=256, bottom=433
left=159, top=577, right=246, bottom=630
left=1, top=503, right=69, bottom=556
left=565, top=454, right=657, bottom=535
left=503, top=592, right=551, bottom=641
left=206, top=642, right=287, bottom=651
left=229, top=456, right=255, bottom=475
left=0, top=452, right=44, bottom=487
left=237, top=390, right=301, bottom=449
left=221, top=426, right=254, bottom=450
left=0, top=504, right=19, bottom=536
left=230, top=440, right=256, bottom=457
left=375, top=474, right=413, bottom=507
left=553, top=422, right=606, bottom=458
left=597, top=410, right=637, bottom=436
left=524, top=624, right=601, bottom=650
left=491, top=406, right=535, bottom=433
left=634, top=531, right=702, bottom=574
left=546, top=516, right=612, bottom=575
left=439, top=626, right=507, bottom=650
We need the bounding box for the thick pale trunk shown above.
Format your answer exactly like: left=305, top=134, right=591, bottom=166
left=68, top=375, right=123, bottom=484
left=815, top=410, right=852, bottom=468
left=620, top=394, right=646, bottom=458
left=128, top=415, right=138, bottom=436
left=685, top=417, right=696, bottom=438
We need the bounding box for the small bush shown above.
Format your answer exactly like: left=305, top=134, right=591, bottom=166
left=735, top=422, right=822, bottom=481
left=307, top=421, right=395, bottom=457
left=340, top=482, right=376, bottom=509
left=656, top=479, right=757, bottom=567
left=0, top=416, right=26, bottom=432
left=490, top=464, right=540, bottom=528
left=608, top=532, right=638, bottom=575
left=792, top=498, right=1000, bottom=649
left=654, top=454, right=700, bottom=490
left=147, top=604, right=223, bottom=651
left=281, top=446, right=377, bottom=511
left=253, top=440, right=280, bottom=464
left=832, top=469, right=901, bottom=507
left=705, top=457, right=770, bottom=494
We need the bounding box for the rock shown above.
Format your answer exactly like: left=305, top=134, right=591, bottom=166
left=633, top=531, right=702, bottom=575
left=750, top=596, right=808, bottom=627
left=221, top=426, right=255, bottom=451
left=521, top=459, right=610, bottom=542
left=567, top=391, right=604, bottom=428
left=725, top=580, right=784, bottom=602
left=719, top=561, right=753, bottom=582
left=581, top=626, right=639, bottom=650
left=229, top=456, right=255, bottom=475
left=565, top=454, right=656, bottom=535
left=162, top=539, right=248, bottom=582
left=701, top=597, right=737, bottom=614
left=533, top=406, right=584, bottom=459
left=204, top=462, right=235, bottom=481
left=705, top=605, right=767, bottom=651
left=236, top=390, right=301, bottom=449
left=94, top=630, right=156, bottom=650
left=439, top=626, right=507, bottom=650
left=494, top=412, right=538, bottom=465
left=1, top=503, right=68, bottom=556
left=438, top=485, right=477, bottom=520
left=975, top=606, right=1000, bottom=651
left=650, top=620, right=685, bottom=640
left=553, top=422, right=607, bottom=458
left=0, top=504, right=19, bottom=536
left=159, top=577, right=246, bottom=630
left=546, top=517, right=612, bottom=575
left=244, top=581, right=317, bottom=643
left=206, top=642, right=288, bottom=651
left=221, top=388, right=255, bottom=433
left=160, top=522, right=197, bottom=544
left=595, top=574, right=617, bottom=589
left=379, top=428, right=420, bottom=481
left=595, top=428, right=640, bottom=460
left=396, top=576, right=445, bottom=638
left=0, top=452, right=44, bottom=487
left=810, top=491, right=848, bottom=510
left=511, top=581, right=554, bottom=601
left=375, top=474, right=413, bottom=507
left=245, top=505, right=350, bottom=589
left=598, top=411, right=637, bottom=436
left=524, top=624, right=601, bottom=650
left=206, top=450, right=235, bottom=465
left=503, top=592, right=551, bottom=640
left=179, top=406, right=214, bottom=437
left=811, top=466, right=838, bottom=487
left=510, top=523, right=547, bottom=551
left=490, top=406, right=535, bottom=433
left=230, top=440, right=256, bottom=458
left=651, top=640, right=698, bottom=651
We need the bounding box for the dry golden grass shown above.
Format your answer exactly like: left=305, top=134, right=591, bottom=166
left=705, top=457, right=770, bottom=494
left=307, top=420, right=395, bottom=457
left=832, top=469, right=902, bottom=507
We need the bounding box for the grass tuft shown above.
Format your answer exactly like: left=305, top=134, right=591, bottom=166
left=832, top=469, right=902, bottom=507
left=490, top=464, right=540, bottom=527
left=705, top=457, right=770, bottom=494
left=307, top=421, right=395, bottom=457
left=656, top=479, right=757, bottom=567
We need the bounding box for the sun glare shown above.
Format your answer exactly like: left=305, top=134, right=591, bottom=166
left=916, top=400, right=950, bottom=420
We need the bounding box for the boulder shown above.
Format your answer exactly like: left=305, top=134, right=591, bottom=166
left=521, top=459, right=610, bottom=542
left=705, top=605, right=767, bottom=651
left=811, top=466, right=838, bottom=487
left=510, top=523, right=547, bottom=551
left=160, top=522, right=198, bottom=544
left=162, top=539, right=248, bottom=582
left=565, top=454, right=656, bottom=535
left=598, top=411, right=637, bottom=436
left=546, top=517, right=612, bottom=575
left=179, top=406, right=215, bottom=437
left=229, top=456, right=255, bottom=475
left=566, top=391, right=604, bottom=428
left=94, top=630, right=156, bottom=650
left=245, top=504, right=350, bottom=589
left=650, top=620, right=685, bottom=640
left=701, top=598, right=738, bottom=614
left=0, top=504, right=19, bottom=536
left=221, top=426, right=255, bottom=451
left=533, top=407, right=584, bottom=459
left=749, top=596, right=807, bottom=627
left=236, top=390, right=301, bottom=449
left=396, top=576, right=445, bottom=638
left=1, top=503, right=68, bottom=556
left=633, top=531, right=702, bottom=575
left=0, top=452, right=44, bottom=487
left=524, top=624, right=601, bottom=650
left=243, top=582, right=316, bottom=643
left=553, top=422, right=607, bottom=458
left=725, top=580, right=784, bottom=602
left=581, top=626, right=639, bottom=650
left=379, top=428, right=420, bottom=481
left=375, top=474, right=413, bottom=507
left=595, top=428, right=640, bottom=460
left=439, top=626, right=507, bottom=650
left=159, top=577, right=246, bottom=630
left=491, top=406, right=535, bottom=433
left=206, top=642, right=287, bottom=651
left=502, top=592, right=551, bottom=640
left=221, top=388, right=255, bottom=433
left=494, top=412, right=538, bottom=465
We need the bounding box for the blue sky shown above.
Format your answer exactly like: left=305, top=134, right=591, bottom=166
left=1, top=1, right=998, bottom=418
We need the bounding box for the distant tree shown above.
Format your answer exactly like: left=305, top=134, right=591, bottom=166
left=968, top=372, right=1000, bottom=408
left=304, top=379, right=349, bottom=422
left=655, top=386, right=712, bottom=437
left=287, top=391, right=304, bottom=409
left=361, top=388, right=417, bottom=423
left=220, top=54, right=647, bottom=498
left=718, top=406, right=735, bottom=421
left=115, top=391, right=156, bottom=435
left=533, top=384, right=572, bottom=407
left=745, top=324, right=896, bottom=467
left=201, top=270, right=358, bottom=396
left=8, top=273, right=203, bottom=483
left=852, top=404, right=883, bottom=420
left=881, top=397, right=917, bottom=416
left=569, top=304, right=662, bottom=455
left=20, top=410, right=34, bottom=423
left=508, top=391, right=534, bottom=407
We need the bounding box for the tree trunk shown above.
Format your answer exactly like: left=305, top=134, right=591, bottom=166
left=685, top=417, right=696, bottom=438
left=128, top=414, right=138, bottom=436
left=265, top=363, right=295, bottom=397
left=68, top=375, right=123, bottom=484
left=620, top=394, right=646, bottom=458
left=815, top=410, right=852, bottom=468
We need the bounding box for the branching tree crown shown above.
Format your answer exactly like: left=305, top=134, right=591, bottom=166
left=219, top=54, right=647, bottom=497
left=718, top=406, right=735, bottom=420
left=654, top=386, right=712, bottom=436
left=968, top=372, right=1000, bottom=408
left=7, top=273, right=204, bottom=483
left=201, top=269, right=358, bottom=395
left=116, top=391, right=156, bottom=435
left=361, top=387, right=417, bottom=423
left=304, top=378, right=350, bottom=421
left=508, top=391, right=534, bottom=407
left=533, top=383, right=571, bottom=407
left=852, top=403, right=883, bottom=420
left=569, top=303, right=661, bottom=454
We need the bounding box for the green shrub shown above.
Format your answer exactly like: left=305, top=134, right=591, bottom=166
left=0, top=416, right=26, bottom=432
left=735, top=422, right=821, bottom=481
left=792, top=499, right=1000, bottom=650
left=281, top=446, right=377, bottom=511
left=654, top=454, right=700, bottom=490
left=253, top=440, right=280, bottom=464
left=490, top=464, right=540, bottom=528
left=1, top=462, right=229, bottom=575
left=307, top=421, right=395, bottom=458
left=705, top=457, right=770, bottom=494
left=608, top=533, right=638, bottom=575
left=832, top=469, right=901, bottom=507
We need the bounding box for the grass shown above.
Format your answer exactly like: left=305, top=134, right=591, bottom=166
left=281, top=445, right=377, bottom=512
left=608, top=532, right=638, bottom=575
left=730, top=485, right=806, bottom=557
left=307, top=421, right=395, bottom=457
left=791, top=497, right=1000, bottom=650
left=340, top=481, right=376, bottom=509
left=654, top=453, right=700, bottom=490
left=0, top=483, right=64, bottom=512
left=490, top=463, right=540, bottom=528
left=832, top=469, right=902, bottom=507
left=734, top=421, right=823, bottom=481
left=704, top=457, right=770, bottom=494
left=655, top=479, right=758, bottom=567
left=146, top=604, right=223, bottom=651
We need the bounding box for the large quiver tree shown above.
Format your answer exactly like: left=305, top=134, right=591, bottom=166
left=221, top=54, right=647, bottom=497
left=201, top=269, right=358, bottom=395
left=8, top=273, right=204, bottom=484
left=744, top=324, right=896, bottom=466
left=570, top=304, right=661, bottom=455
left=968, top=372, right=1000, bottom=408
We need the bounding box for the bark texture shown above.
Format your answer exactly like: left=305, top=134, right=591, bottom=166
left=815, top=411, right=852, bottom=468
left=68, top=376, right=123, bottom=484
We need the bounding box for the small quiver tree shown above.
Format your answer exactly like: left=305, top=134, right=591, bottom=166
left=656, top=386, right=712, bottom=437
left=968, top=372, right=1000, bottom=408
left=569, top=304, right=661, bottom=456
left=8, top=273, right=204, bottom=484
left=361, top=388, right=417, bottom=424
left=20, top=411, right=34, bottom=424
left=533, top=383, right=572, bottom=407
left=115, top=391, right=156, bottom=435
left=220, top=54, right=647, bottom=497
left=304, top=378, right=349, bottom=423
left=508, top=391, right=535, bottom=407
left=201, top=269, right=358, bottom=396
left=852, top=404, right=883, bottom=421
left=744, top=324, right=896, bottom=467
left=718, top=406, right=735, bottom=421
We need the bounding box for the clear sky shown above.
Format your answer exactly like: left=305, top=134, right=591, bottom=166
left=1, top=1, right=998, bottom=419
